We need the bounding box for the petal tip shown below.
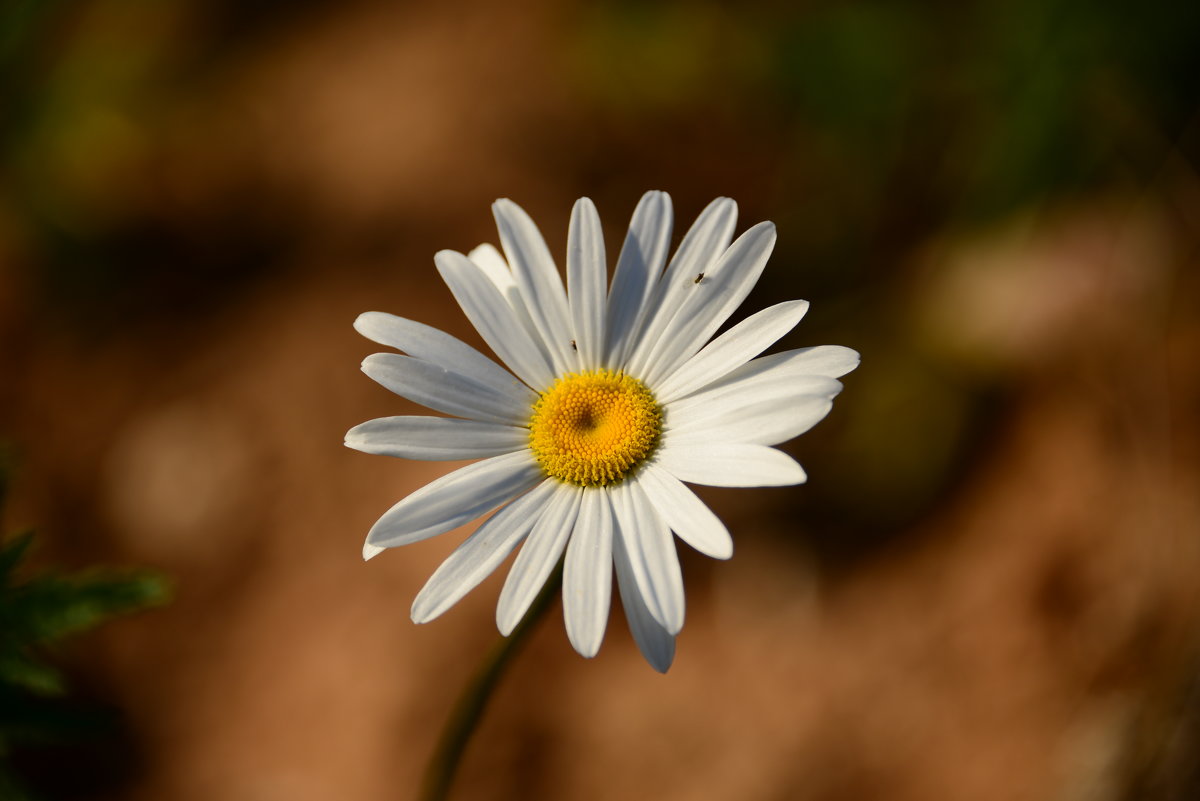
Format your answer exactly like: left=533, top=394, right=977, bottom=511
left=844, top=349, right=862, bottom=373
left=433, top=248, right=463, bottom=268
left=343, top=432, right=371, bottom=453
left=492, top=198, right=522, bottom=220
left=467, top=242, right=506, bottom=266
left=647, top=655, right=673, bottom=674
left=569, top=638, right=601, bottom=659
left=410, top=602, right=433, bottom=624
left=352, top=311, right=380, bottom=335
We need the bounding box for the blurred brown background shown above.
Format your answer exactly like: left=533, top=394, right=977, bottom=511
left=1, top=0, right=1199, bottom=799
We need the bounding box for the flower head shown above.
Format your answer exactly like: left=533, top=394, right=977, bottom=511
left=347, top=192, right=859, bottom=671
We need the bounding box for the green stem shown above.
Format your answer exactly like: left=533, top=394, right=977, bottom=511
left=418, top=564, right=563, bottom=801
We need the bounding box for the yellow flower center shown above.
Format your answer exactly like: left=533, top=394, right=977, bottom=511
left=528, top=370, right=662, bottom=487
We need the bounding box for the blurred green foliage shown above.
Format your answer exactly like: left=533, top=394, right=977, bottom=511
left=0, top=0, right=1196, bottom=565
left=572, top=0, right=1199, bottom=559
left=2, top=0, right=1195, bottom=331
left=0, top=454, right=169, bottom=800
left=572, top=0, right=1200, bottom=285
left=0, top=533, right=168, bottom=697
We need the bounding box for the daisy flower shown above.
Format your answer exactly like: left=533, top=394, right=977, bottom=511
left=347, top=192, right=858, bottom=671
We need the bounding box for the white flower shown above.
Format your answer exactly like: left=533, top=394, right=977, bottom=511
left=347, top=192, right=858, bottom=671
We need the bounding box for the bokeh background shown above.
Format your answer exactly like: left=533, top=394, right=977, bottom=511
left=2, top=0, right=1199, bottom=799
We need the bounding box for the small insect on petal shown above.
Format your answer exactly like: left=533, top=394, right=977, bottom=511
left=694, top=273, right=704, bottom=284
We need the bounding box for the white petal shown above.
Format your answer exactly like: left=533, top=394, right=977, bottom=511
left=496, top=485, right=582, bottom=635
left=353, top=312, right=532, bottom=405
left=654, top=299, right=810, bottom=404
left=667, top=391, right=838, bottom=447
left=611, top=481, right=685, bottom=635
left=363, top=542, right=385, bottom=561
left=410, top=480, right=558, bottom=623
left=435, top=249, right=556, bottom=390
left=467, top=243, right=514, bottom=293
left=605, top=191, right=673, bottom=367
left=361, top=353, right=528, bottom=426
left=469, top=243, right=551, bottom=362
left=666, top=374, right=843, bottom=440
left=655, top=442, right=807, bottom=487
left=567, top=197, right=607, bottom=371
left=625, top=197, right=738, bottom=376
left=493, top=199, right=575, bottom=374
left=660, top=347, right=856, bottom=439
left=345, top=416, right=529, bottom=460
left=667, top=352, right=846, bottom=418
left=366, top=451, right=542, bottom=550
left=779, top=344, right=861, bottom=379
left=636, top=463, right=733, bottom=559
left=640, top=221, right=777, bottom=386
left=563, top=488, right=613, bottom=658
left=702, top=345, right=858, bottom=389
left=613, top=529, right=675, bottom=673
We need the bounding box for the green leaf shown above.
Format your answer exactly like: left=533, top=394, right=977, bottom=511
left=4, top=571, right=170, bottom=647
left=0, top=532, right=171, bottom=704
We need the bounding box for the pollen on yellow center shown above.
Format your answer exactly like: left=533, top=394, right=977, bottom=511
left=528, top=370, right=662, bottom=487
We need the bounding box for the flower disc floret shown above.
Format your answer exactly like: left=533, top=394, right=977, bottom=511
left=529, top=370, right=662, bottom=487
